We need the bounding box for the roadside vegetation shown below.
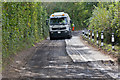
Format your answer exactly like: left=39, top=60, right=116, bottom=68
left=2, top=2, right=48, bottom=65
left=0, top=28, right=1, bottom=72
left=89, top=2, right=120, bottom=46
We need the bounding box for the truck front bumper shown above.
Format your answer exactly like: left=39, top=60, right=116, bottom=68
left=50, top=31, right=71, bottom=38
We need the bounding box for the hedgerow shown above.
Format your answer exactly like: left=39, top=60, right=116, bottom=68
left=2, top=2, right=48, bottom=58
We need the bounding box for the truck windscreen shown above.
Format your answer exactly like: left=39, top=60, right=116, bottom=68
left=50, top=17, right=67, bottom=25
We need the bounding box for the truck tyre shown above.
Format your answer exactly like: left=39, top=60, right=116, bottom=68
left=68, top=35, right=72, bottom=39
left=50, top=34, right=54, bottom=40
left=50, top=36, right=54, bottom=40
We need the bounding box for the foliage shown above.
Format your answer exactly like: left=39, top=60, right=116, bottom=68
left=0, top=2, right=2, bottom=51
left=43, top=2, right=97, bottom=30
left=2, top=2, right=48, bottom=58
left=89, top=2, right=120, bottom=45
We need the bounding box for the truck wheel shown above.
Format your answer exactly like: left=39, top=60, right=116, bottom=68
left=50, top=35, right=54, bottom=40
left=68, top=35, right=72, bottom=39
left=49, top=33, right=54, bottom=40
left=50, top=36, right=54, bottom=40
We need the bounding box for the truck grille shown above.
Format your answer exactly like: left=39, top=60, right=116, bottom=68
left=52, top=27, right=66, bottom=30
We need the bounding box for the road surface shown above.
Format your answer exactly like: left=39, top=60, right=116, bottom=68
left=2, top=31, right=119, bottom=80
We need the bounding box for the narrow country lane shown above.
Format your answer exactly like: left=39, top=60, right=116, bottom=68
left=2, top=31, right=119, bottom=80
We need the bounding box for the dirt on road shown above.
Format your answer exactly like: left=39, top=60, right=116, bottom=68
left=2, top=31, right=119, bottom=80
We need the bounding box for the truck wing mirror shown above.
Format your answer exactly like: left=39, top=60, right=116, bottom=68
left=46, top=19, right=49, bottom=25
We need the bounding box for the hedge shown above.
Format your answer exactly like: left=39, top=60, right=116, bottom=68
left=2, top=2, right=48, bottom=58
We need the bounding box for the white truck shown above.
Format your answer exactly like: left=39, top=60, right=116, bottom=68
left=46, top=12, right=72, bottom=40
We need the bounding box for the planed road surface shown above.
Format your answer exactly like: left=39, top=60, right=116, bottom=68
left=2, top=31, right=119, bottom=80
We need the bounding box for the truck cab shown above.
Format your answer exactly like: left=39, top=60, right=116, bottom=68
left=48, top=12, right=72, bottom=40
